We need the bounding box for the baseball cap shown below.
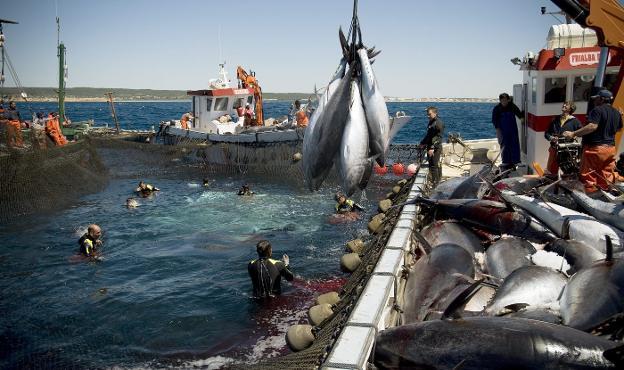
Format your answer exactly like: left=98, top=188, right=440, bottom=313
left=590, top=88, right=613, bottom=99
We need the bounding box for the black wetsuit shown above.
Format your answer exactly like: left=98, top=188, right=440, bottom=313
left=420, top=117, right=445, bottom=184
left=248, top=257, right=294, bottom=298
left=78, top=233, right=99, bottom=257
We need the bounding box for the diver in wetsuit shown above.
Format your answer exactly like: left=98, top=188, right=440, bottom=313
left=135, top=181, right=160, bottom=197
left=334, top=193, right=364, bottom=214
left=78, top=224, right=103, bottom=258
left=248, top=240, right=293, bottom=298
left=238, top=184, right=254, bottom=196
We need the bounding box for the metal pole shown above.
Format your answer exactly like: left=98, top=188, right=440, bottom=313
left=106, top=92, right=120, bottom=133
left=58, top=42, right=65, bottom=125
left=594, top=46, right=610, bottom=87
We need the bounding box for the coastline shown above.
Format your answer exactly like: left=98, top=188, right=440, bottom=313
left=21, top=97, right=498, bottom=103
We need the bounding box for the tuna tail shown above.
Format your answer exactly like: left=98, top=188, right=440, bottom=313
left=606, top=235, right=613, bottom=262
left=478, top=174, right=515, bottom=211
left=412, top=231, right=432, bottom=255
left=440, top=279, right=485, bottom=320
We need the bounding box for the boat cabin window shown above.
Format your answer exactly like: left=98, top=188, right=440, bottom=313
left=603, top=72, right=619, bottom=92
left=206, top=98, right=213, bottom=112
left=573, top=75, right=594, bottom=101
left=234, top=98, right=245, bottom=109
left=544, top=77, right=567, bottom=104
left=247, top=96, right=253, bottom=106
left=214, top=97, right=229, bottom=111
left=531, top=77, right=537, bottom=105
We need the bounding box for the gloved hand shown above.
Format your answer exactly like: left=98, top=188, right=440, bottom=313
left=282, top=254, right=290, bottom=266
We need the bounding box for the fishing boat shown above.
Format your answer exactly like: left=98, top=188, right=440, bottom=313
left=162, top=63, right=411, bottom=145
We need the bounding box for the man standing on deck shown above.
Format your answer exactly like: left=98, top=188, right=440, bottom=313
left=248, top=240, right=293, bottom=298
left=563, top=88, right=623, bottom=193
left=45, top=112, right=69, bottom=146
left=419, top=106, right=444, bottom=184
left=294, top=100, right=309, bottom=128
left=6, top=101, right=24, bottom=148
left=492, top=93, right=524, bottom=173
left=180, top=112, right=193, bottom=130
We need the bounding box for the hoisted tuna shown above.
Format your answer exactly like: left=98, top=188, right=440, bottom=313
left=338, top=80, right=370, bottom=196
left=357, top=48, right=390, bottom=166
left=303, top=59, right=347, bottom=191
left=302, top=71, right=352, bottom=191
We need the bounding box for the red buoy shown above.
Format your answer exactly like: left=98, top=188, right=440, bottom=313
left=392, top=162, right=404, bottom=176
left=406, top=163, right=418, bottom=176
left=374, top=163, right=388, bottom=175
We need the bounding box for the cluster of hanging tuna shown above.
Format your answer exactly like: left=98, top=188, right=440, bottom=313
left=303, top=17, right=390, bottom=196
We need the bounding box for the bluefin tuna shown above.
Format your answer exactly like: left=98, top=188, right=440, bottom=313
left=338, top=80, right=369, bottom=196
left=374, top=317, right=619, bottom=369
left=303, top=58, right=347, bottom=191
left=485, top=265, right=567, bottom=316
left=409, top=197, right=556, bottom=243
left=420, top=220, right=484, bottom=256
left=485, top=237, right=536, bottom=280
left=500, top=190, right=624, bottom=253
left=358, top=48, right=390, bottom=165
left=303, top=72, right=352, bottom=191
left=562, top=184, right=624, bottom=231
left=402, top=243, right=475, bottom=324
left=560, top=249, right=624, bottom=331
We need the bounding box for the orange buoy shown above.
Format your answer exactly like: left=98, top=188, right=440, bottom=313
left=406, top=163, right=418, bottom=176
left=374, top=163, right=388, bottom=175
left=392, top=162, right=404, bottom=176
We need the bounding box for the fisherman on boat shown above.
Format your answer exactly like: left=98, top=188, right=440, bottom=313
left=238, top=184, right=254, bottom=196
left=294, top=100, right=309, bottom=128
left=545, top=101, right=582, bottom=177
left=180, top=112, right=193, bottom=130
left=136, top=181, right=160, bottom=197
left=492, top=93, right=523, bottom=174
left=45, top=112, right=68, bottom=146
left=563, top=88, right=623, bottom=193
left=419, top=106, right=445, bottom=184
left=5, top=101, right=25, bottom=148
left=248, top=240, right=293, bottom=298
left=78, top=224, right=103, bottom=258
left=244, top=103, right=254, bottom=126
left=335, top=193, right=363, bottom=214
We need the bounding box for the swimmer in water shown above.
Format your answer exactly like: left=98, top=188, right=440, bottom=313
left=238, top=184, right=254, bottom=196
left=334, top=193, right=364, bottom=214
left=248, top=240, right=293, bottom=298
left=135, top=181, right=160, bottom=197
left=126, top=197, right=139, bottom=208
left=203, top=178, right=210, bottom=187
left=78, top=224, right=103, bottom=259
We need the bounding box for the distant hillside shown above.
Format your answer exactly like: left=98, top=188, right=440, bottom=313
left=0, top=87, right=312, bottom=102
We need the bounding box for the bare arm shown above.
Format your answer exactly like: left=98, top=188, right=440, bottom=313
left=563, top=122, right=598, bottom=139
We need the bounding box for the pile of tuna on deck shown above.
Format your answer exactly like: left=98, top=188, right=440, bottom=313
left=375, top=170, right=624, bottom=369
left=303, top=8, right=391, bottom=196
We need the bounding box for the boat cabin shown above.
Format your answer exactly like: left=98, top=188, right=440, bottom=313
left=186, top=65, right=255, bottom=134
left=513, top=24, right=623, bottom=172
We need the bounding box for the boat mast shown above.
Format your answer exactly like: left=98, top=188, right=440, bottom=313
left=0, top=18, right=19, bottom=89
left=57, top=17, right=66, bottom=125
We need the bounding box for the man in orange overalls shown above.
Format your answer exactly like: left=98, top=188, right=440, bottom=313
left=45, top=112, right=68, bottom=146
left=180, top=112, right=193, bottom=129
left=294, top=100, right=309, bottom=128
left=563, top=88, right=623, bottom=193
left=6, top=101, right=24, bottom=148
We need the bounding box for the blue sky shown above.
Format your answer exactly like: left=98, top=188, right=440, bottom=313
left=2, top=0, right=570, bottom=98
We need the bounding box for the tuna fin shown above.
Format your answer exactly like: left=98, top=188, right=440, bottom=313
left=338, top=27, right=350, bottom=60
left=606, top=235, right=613, bottom=262
left=440, top=279, right=485, bottom=320
left=561, top=217, right=571, bottom=240
left=368, top=49, right=382, bottom=59
left=478, top=174, right=515, bottom=211
left=589, top=313, right=624, bottom=340
left=604, top=344, right=624, bottom=368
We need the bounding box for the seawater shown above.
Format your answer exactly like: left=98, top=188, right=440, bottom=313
left=1, top=101, right=496, bottom=368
